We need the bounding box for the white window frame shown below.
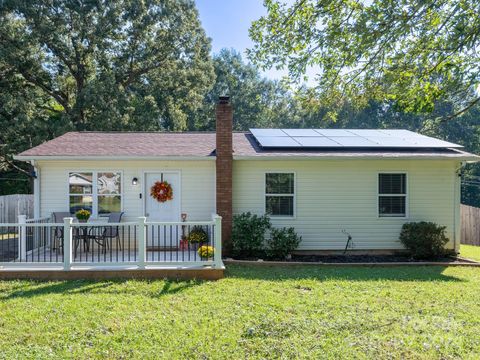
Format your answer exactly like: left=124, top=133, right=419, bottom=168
left=377, top=172, right=408, bottom=219
left=67, top=170, right=123, bottom=218
left=264, top=172, right=296, bottom=218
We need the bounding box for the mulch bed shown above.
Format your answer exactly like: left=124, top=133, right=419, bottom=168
left=226, top=254, right=479, bottom=264
left=290, top=254, right=459, bottom=263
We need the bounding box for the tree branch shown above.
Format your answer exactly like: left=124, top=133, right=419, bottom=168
left=18, top=71, right=70, bottom=112
left=1, top=158, right=33, bottom=177
left=441, top=96, right=480, bottom=122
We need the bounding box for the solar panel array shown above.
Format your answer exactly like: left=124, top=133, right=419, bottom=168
left=249, top=129, right=463, bottom=149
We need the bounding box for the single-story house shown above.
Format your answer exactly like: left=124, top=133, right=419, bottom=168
left=15, top=96, right=479, bottom=255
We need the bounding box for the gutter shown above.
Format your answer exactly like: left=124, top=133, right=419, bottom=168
left=14, top=155, right=216, bottom=161
left=233, top=155, right=480, bottom=161
left=30, top=160, right=40, bottom=219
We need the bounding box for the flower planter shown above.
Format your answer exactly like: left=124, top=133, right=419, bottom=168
left=189, top=243, right=200, bottom=251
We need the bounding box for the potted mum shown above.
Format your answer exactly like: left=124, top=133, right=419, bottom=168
left=187, top=226, right=209, bottom=250
left=75, top=209, right=91, bottom=223
left=198, top=245, right=214, bottom=260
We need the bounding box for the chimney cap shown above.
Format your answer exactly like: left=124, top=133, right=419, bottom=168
left=218, top=96, right=230, bottom=104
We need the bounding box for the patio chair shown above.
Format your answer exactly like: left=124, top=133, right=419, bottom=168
left=90, top=212, right=124, bottom=253
left=52, top=212, right=72, bottom=252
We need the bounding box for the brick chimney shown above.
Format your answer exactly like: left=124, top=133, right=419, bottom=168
left=216, top=96, right=233, bottom=255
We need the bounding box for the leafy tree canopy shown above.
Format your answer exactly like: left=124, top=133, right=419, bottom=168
left=194, top=48, right=295, bottom=130
left=0, top=0, right=214, bottom=133
left=249, top=0, right=480, bottom=122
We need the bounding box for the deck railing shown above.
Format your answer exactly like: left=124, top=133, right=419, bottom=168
left=0, top=216, right=60, bottom=264
left=0, top=215, right=222, bottom=269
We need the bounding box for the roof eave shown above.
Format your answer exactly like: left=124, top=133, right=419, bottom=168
left=233, top=154, right=480, bottom=161
left=14, top=155, right=216, bottom=161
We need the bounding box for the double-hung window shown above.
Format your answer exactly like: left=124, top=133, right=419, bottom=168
left=378, top=173, right=407, bottom=217
left=265, top=173, right=295, bottom=217
left=69, top=171, right=122, bottom=216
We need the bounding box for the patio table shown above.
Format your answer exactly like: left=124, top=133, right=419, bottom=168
left=72, top=218, right=104, bottom=256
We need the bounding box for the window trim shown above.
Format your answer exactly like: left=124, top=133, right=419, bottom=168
left=264, top=171, right=296, bottom=219
left=66, top=170, right=124, bottom=218
left=377, top=172, right=408, bottom=219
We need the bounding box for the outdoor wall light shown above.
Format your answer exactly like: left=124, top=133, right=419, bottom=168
left=132, top=177, right=139, bottom=186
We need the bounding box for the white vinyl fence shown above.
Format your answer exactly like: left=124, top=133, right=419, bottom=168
left=0, top=195, right=33, bottom=223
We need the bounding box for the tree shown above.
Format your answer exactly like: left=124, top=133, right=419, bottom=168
left=194, top=48, right=296, bottom=130
left=0, top=0, right=214, bottom=133
left=249, top=0, right=480, bottom=122
left=0, top=60, right=66, bottom=182
left=0, top=0, right=214, bottom=185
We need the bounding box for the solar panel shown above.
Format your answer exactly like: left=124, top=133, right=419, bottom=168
left=293, top=137, right=340, bottom=147
left=249, top=128, right=463, bottom=149
left=283, top=129, right=322, bottom=137
left=249, top=129, right=288, bottom=137
left=254, top=136, right=300, bottom=147
left=348, top=129, right=386, bottom=137
left=333, top=137, right=378, bottom=147
left=314, top=129, right=356, bottom=137
left=366, top=137, right=418, bottom=147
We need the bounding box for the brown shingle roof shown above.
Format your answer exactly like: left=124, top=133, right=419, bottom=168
left=17, top=132, right=217, bottom=157
left=15, top=131, right=479, bottom=161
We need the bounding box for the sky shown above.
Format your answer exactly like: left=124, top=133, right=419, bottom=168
left=195, top=0, right=296, bottom=82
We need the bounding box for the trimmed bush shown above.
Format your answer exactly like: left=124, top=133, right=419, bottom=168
left=232, top=212, right=271, bottom=258
left=266, top=227, right=301, bottom=260
left=399, top=221, right=449, bottom=259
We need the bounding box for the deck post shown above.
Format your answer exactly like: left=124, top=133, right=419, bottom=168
left=213, top=214, right=222, bottom=268
left=138, top=217, right=147, bottom=268
left=18, top=215, right=27, bottom=261
left=63, top=217, right=73, bottom=270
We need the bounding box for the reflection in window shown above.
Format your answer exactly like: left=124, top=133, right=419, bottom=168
left=68, top=172, right=122, bottom=216
left=97, top=172, right=122, bottom=214
left=97, top=172, right=121, bottom=194
left=69, top=172, right=93, bottom=213
left=265, top=173, right=295, bottom=217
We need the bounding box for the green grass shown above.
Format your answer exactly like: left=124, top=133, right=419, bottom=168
left=1, top=265, right=480, bottom=359
left=460, top=244, right=480, bottom=261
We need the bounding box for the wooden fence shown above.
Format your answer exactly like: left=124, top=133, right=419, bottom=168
left=461, top=204, right=480, bottom=246
left=0, top=194, right=33, bottom=223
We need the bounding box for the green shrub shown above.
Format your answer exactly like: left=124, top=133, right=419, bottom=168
left=232, top=212, right=271, bottom=258
left=188, top=226, right=208, bottom=244
left=399, top=222, right=449, bottom=259
left=266, top=227, right=301, bottom=260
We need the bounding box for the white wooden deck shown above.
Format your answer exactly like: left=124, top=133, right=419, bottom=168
left=0, top=217, right=222, bottom=276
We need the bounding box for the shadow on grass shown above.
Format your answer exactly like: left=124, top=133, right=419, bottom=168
left=0, top=278, right=202, bottom=301
left=225, top=264, right=465, bottom=282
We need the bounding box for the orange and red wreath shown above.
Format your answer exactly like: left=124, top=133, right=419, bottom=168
left=150, top=181, right=173, bottom=203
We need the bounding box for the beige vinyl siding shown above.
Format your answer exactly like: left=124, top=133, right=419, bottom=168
left=36, top=160, right=215, bottom=222
left=233, top=159, right=460, bottom=250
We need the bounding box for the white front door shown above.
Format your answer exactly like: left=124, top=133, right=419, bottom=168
left=145, top=172, right=181, bottom=248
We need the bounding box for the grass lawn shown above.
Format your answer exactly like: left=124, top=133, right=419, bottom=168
left=1, top=265, right=480, bottom=359
left=460, top=244, right=480, bottom=262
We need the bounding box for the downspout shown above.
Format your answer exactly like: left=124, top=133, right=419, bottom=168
left=453, top=162, right=464, bottom=254
left=31, top=160, right=40, bottom=219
